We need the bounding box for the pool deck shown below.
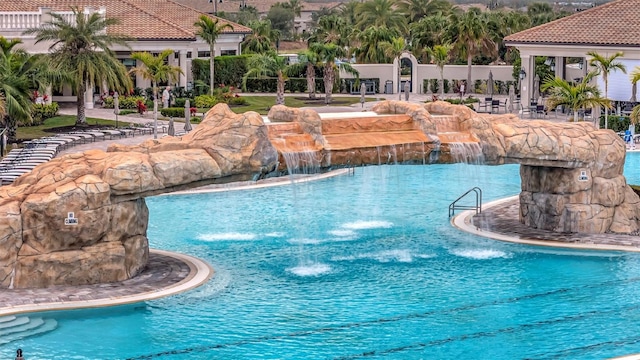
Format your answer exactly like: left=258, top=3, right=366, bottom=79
left=453, top=196, right=640, bottom=252
left=0, top=249, right=213, bottom=317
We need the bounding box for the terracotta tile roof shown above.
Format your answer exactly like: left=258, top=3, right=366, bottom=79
left=0, top=0, right=251, bottom=40
left=175, top=0, right=340, bottom=14
left=504, top=0, right=640, bottom=47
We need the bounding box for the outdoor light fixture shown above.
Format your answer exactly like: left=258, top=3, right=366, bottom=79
left=519, top=68, right=526, bottom=80
left=544, top=57, right=553, bottom=66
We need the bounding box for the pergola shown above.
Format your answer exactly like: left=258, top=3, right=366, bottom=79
left=505, top=0, right=640, bottom=108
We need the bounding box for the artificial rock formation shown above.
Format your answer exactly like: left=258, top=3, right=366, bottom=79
left=1, top=100, right=637, bottom=289
left=0, top=104, right=277, bottom=288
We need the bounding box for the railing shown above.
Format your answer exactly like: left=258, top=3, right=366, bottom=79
left=448, top=187, right=482, bottom=217
left=0, top=10, right=97, bottom=30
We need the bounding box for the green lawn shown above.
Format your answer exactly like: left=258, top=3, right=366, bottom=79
left=16, top=95, right=374, bottom=140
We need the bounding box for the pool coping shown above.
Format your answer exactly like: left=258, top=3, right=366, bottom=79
left=451, top=195, right=640, bottom=253
left=0, top=249, right=213, bottom=317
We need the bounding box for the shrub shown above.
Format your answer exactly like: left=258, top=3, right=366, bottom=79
left=102, top=96, right=145, bottom=109
left=443, top=79, right=451, bottom=94
left=474, top=79, right=483, bottom=93
left=137, top=100, right=147, bottom=115
left=29, top=103, right=59, bottom=126
left=228, top=96, right=247, bottom=105
left=160, top=108, right=187, bottom=117
left=194, top=95, right=219, bottom=108
left=429, top=79, right=439, bottom=94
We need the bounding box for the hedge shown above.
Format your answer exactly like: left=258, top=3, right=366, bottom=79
left=27, top=103, right=59, bottom=126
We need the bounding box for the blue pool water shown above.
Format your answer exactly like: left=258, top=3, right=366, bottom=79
left=5, top=155, right=640, bottom=359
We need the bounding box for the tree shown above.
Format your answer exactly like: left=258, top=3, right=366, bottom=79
left=354, top=26, right=399, bottom=64
left=397, top=0, right=452, bottom=23
left=380, top=37, right=407, bottom=100
left=0, top=42, right=35, bottom=142
left=307, top=15, right=349, bottom=47
left=311, top=43, right=358, bottom=104
left=588, top=51, right=626, bottom=130
left=129, top=50, right=183, bottom=139
left=356, top=0, right=408, bottom=34
left=267, top=4, right=294, bottom=41
left=448, top=8, right=496, bottom=88
left=243, top=52, right=288, bottom=105
left=194, top=15, right=233, bottom=96
left=24, top=7, right=132, bottom=125
left=541, top=72, right=610, bottom=124
left=242, top=20, right=278, bottom=54
left=286, top=48, right=320, bottom=99
left=427, top=44, right=452, bottom=97
left=409, top=13, right=450, bottom=62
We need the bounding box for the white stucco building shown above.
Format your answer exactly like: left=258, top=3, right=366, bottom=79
left=0, top=0, right=250, bottom=108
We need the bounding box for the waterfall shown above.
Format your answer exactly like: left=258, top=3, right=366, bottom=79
left=448, top=142, right=484, bottom=164
left=281, top=151, right=321, bottom=177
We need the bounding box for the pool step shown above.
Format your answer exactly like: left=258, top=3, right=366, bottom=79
left=0, top=316, right=58, bottom=344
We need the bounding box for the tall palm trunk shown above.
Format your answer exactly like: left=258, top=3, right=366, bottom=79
left=306, top=63, right=316, bottom=99
left=209, top=45, right=215, bottom=95
left=466, top=53, right=473, bottom=93
left=324, top=65, right=334, bottom=104
left=153, top=81, right=159, bottom=139
left=77, top=81, right=87, bottom=125
left=4, top=115, right=16, bottom=143
left=439, top=68, right=445, bottom=97
left=604, top=79, right=608, bottom=130
left=397, top=57, right=402, bottom=101
left=276, top=71, right=285, bottom=105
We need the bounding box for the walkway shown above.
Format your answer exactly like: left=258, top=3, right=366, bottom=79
left=453, top=197, right=640, bottom=252
left=0, top=250, right=212, bottom=317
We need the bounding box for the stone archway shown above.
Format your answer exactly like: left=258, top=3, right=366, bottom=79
left=393, top=52, right=419, bottom=94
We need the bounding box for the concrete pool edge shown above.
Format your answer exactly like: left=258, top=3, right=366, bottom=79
left=0, top=249, right=213, bottom=317
left=451, top=196, right=640, bottom=253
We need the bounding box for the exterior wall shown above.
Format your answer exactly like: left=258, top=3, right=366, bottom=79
left=342, top=63, right=516, bottom=94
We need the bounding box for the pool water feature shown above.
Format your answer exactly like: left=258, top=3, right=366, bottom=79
left=4, top=155, right=640, bottom=359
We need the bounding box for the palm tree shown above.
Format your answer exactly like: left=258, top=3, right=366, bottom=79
left=24, top=7, right=132, bottom=125
left=448, top=8, right=496, bottom=89
left=354, top=26, right=399, bottom=64
left=0, top=46, right=34, bottom=142
left=588, top=51, right=626, bottom=130
left=356, top=0, right=408, bottom=34
left=307, top=15, right=349, bottom=47
left=541, top=72, right=610, bottom=124
left=194, top=15, right=233, bottom=96
left=409, top=13, right=450, bottom=62
left=397, top=0, right=452, bottom=23
left=311, top=43, right=358, bottom=104
left=380, top=37, right=407, bottom=100
left=242, top=20, right=278, bottom=54
left=427, top=43, right=452, bottom=97
left=286, top=48, right=320, bottom=99
left=129, top=50, right=183, bottom=139
left=243, top=52, right=288, bottom=105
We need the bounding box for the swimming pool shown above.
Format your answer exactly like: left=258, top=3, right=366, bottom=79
left=4, top=154, right=640, bottom=359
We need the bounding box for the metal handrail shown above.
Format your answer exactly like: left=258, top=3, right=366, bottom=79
left=448, top=187, right=482, bottom=217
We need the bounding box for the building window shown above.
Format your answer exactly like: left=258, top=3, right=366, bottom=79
left=174, top=52, right=179, bottom=59
left=186, top=51, right=192, bottom=59
left=220, top=49, right=237, bottom=56
left=197, top=51, right=211, bottom=58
